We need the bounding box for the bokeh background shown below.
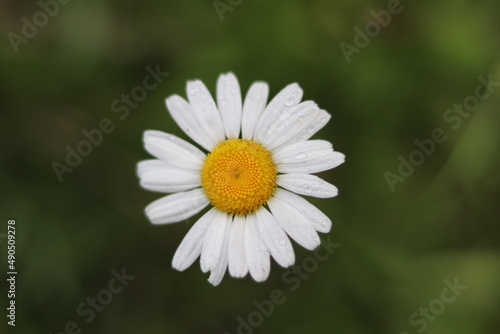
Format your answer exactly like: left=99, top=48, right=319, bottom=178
left=1, top=0, right=500, bottom=333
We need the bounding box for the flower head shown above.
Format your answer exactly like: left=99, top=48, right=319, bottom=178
left=137, top=72, right=345, bottom=285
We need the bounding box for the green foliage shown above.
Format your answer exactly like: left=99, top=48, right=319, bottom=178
left=1, top=0, right=499, bottom=333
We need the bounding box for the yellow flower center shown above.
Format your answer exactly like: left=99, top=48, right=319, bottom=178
left=201, top=139, right=277, bottom=215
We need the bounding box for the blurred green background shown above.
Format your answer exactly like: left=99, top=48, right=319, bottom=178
left=1, top=0, right=500, bottom=333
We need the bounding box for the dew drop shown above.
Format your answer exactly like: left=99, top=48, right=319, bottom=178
left=284, top=99, right=294, bottom=106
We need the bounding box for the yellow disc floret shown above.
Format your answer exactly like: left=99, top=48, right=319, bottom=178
left=201, top=139, right=277, bottom=215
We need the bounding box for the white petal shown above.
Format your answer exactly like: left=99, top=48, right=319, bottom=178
left=200, top=210, right=230, bottom=273
left=273, top=140, right=333, bottom=164
left=139, top=166, right=201, bottom=193
left=217, top=72, right=242, bottom=139
left=261, top=101, right=321, bottom=150
left=245, top=214, right=270, bottom=282
left=165, top=95, right=216, bottom=151
left=270, top=189, right=332, bottom=233
left=273, top=109, right=331, bottom=151
left=267, top=191, right=320, bottom=250
left=172, top=208, right=217, bottom=271
left=228, top=215, right=248, bottom=278
left=208, top=214, right=232, bottom=286
left=253, top=83, right=303, bottom=144
left=137, top=159, right=169, bottom=178
left=143, top=130, right=206, bottom=170
left=277, top=174, right=338, bottom=198
left=145, top=188, right=209, bottom=225
left=186, top=80, right=225, bottom=145
left=241, top=82, right=269, bottom=139
left=277, top=151, right=345, bottom=174
left=255, top=208, right=295, bottom=268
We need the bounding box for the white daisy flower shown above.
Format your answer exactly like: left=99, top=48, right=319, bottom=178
left=137, top=72, right=345, bottom=286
